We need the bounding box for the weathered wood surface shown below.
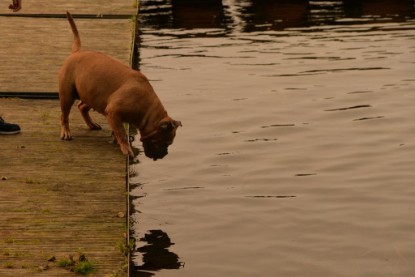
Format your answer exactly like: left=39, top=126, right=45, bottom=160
left=0, top=0, right=136, bottom=276
left=0, top=99, right=128, bottom=276
left=0, top=0, right=135, bottom=94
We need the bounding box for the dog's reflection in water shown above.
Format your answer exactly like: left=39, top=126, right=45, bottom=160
left=133, top=230, right=183, bottom=275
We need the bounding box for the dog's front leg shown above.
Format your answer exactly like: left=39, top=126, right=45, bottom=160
left=105, top=110, right=134, bottom=157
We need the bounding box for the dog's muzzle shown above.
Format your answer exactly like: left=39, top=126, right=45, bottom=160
left=142, top=140, right=169, bottom=161
left=140, top=118, right=181, bottom=161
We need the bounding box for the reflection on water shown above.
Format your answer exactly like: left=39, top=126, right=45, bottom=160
left=140, top=0, right=415, bottom=31
left=130, top=1, right=415, bottom=276
left=132, top=230, right=183, bottom=276
left=129, top=181, right=183, bottom=276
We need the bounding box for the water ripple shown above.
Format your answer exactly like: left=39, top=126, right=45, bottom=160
left=325, top=105, right=372, bottom=111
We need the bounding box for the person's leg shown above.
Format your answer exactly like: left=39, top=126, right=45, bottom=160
left=8, top=0, right=22, bottom=12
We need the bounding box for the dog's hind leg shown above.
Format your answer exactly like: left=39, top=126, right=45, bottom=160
left=60, top=95, right=75, bottom=140
left=59, top=66, right=78, bottom=140
left=78, top=101, right=102, bottom=130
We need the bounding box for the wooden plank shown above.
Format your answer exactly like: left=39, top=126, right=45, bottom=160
left=0, top=1, right=136, bottom=275
left=0, top=1, right=135, bottom=94
left=0, top=98, right=128, bottom=276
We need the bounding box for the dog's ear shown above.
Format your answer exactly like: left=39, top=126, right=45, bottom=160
left=173, top=120, right=182, bottom=128
left=159, top=120, right=182, bottom=131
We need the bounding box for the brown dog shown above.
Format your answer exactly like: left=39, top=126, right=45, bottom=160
left=59, top=12, right=181, bottom=160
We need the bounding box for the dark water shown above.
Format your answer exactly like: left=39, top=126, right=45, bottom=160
left=129, top=1, right=415, bottom=276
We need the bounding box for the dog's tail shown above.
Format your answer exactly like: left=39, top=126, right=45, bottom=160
left=66, top=12, right=81, bottom=53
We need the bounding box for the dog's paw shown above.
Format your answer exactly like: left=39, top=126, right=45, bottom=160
left=88, top=123, right=102, bottom=130
left=120, top=144, right=134, bottom=158
left=60, top=130, right=73, bottom=141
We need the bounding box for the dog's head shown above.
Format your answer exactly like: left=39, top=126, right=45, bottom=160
left=142, top=117, right=182, bottom=161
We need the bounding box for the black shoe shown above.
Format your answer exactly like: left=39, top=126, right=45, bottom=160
left=0, top=117, right=21, bottom=135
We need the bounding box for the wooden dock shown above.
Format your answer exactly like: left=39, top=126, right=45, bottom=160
left=0, top=1, right=137, bottom=276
